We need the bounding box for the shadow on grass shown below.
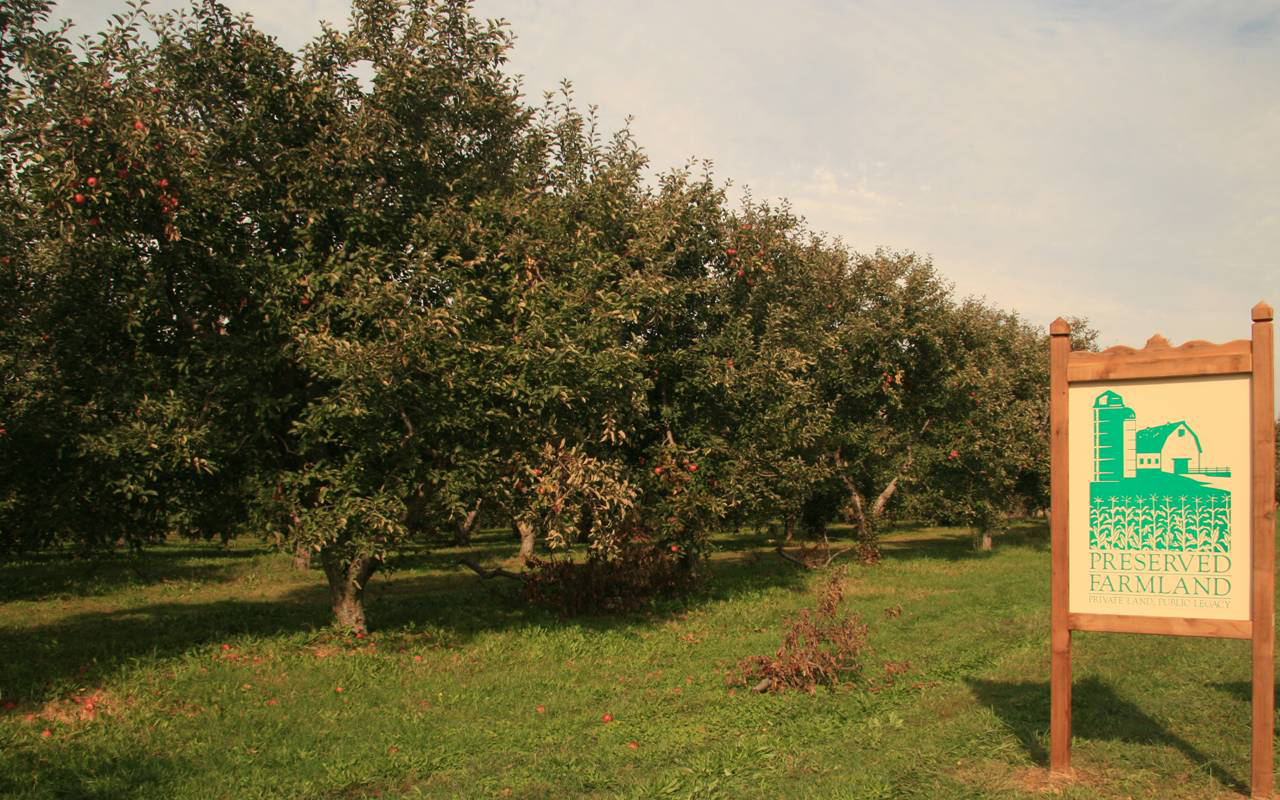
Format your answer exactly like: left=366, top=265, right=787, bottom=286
left=367, top=542, right=810, bottom=636
left=880, top=520, right=1049, bottom=563
left=0, top=545, right=265, bottom=604
left=0, top=593, right=336, bottom=704
left=1204, top=680, right=1280, bottom=706
left=0, top=743, right=182, bottom=800
left=966, top=676, right=1246, bottom=793
left=0, top=533, right=808, bottom=703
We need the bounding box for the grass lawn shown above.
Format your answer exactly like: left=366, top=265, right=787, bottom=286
left=0, top=522, right=1271, bottom=799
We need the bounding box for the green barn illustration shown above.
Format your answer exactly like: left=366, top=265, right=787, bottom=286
left=1089, top=390, right=1231, bottom=552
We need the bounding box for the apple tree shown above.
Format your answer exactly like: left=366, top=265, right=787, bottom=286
left=814, top=250, right=958, bottom=559
left=900, top=300, right=1075, bottom=549
left=0, top=0, right=304, bottom=554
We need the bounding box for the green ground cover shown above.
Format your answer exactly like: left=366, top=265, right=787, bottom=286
left=0, top=523, right=1270, bottom=799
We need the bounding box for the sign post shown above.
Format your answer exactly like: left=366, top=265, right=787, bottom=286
left=1049, top=302, right=1275, bottom=798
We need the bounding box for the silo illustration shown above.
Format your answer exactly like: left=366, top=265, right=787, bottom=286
left=1092, top=390, right=1136, bottom=482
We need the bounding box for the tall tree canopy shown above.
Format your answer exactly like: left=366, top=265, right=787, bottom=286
left=1, top=0, right=1071, bottom=629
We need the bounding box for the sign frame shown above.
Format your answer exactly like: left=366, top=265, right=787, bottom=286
left=1049, top=302, right=1276, bottom=798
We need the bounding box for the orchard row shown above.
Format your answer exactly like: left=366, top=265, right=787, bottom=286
left=0, top=0, right=1090, bottom=630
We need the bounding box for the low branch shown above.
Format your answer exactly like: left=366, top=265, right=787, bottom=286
left=458, top=559, right=525, bottom=581
left=819, top=547, right=854, bottom=568
left=774, top=544, right=852, bottom=570
left=775, top=544, right=815, bottom=569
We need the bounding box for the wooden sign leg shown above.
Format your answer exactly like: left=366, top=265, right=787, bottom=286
left=1049, top=318, right=1072, bottom=774
left=1051, top=627, right=1071, bottom=772
left=1251, top=302, right=1275, bottom=799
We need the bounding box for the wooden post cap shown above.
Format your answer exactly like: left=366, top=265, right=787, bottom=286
left=1253, top=301, right=1274, bottom=323
left=1050, top=317, right=1071, bottom=336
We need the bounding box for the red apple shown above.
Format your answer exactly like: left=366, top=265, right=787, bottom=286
left=601, top=713, right=613, bottom=723
left=86, top=176, right=97, bottom=187
left=73, top=193, right=85, bottom=205
left=726, top=248, right=737, bottom=255
left=133, top=120, right=145, bottom=131
left=949, top=450, right=959, bottom=460
left=736, top=270, right=744, bottom=278
left=158, top=178, right=169, bottom=189
left=687, top=464, right=697, bottom=472
left=654, top=466, right=663, bottom=475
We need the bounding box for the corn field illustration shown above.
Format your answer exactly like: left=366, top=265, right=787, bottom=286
left=1088, top=389, right=1233, bottom=553
left=1089, top=494, right=1230, bottom=552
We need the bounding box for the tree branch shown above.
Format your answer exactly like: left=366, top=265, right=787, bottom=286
left=820, top=547, right=854, bottom=568
left=775, top=544, right=816, bottom=570
left=398, top=408, right=415, bottom=445
left=458, top=558, right=525, bottom=581
left=869, top=418, right=932, bottom=518
left=775, top=542, right=853, bottom=570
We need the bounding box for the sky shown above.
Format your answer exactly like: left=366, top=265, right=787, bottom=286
left=46, top=0, right=1280, bottom=351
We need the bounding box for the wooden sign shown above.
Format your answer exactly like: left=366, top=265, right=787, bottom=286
left=1049, top=303, right=1275, bottom=798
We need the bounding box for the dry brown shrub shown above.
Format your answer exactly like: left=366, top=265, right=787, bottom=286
left=732, top=570, right=869, bottom=693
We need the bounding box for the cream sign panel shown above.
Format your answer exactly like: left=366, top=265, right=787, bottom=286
left=1068, top=375, right=1253, bottom=620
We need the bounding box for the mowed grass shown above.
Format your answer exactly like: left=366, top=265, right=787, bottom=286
left=0, top=522, right=1272, bottom=799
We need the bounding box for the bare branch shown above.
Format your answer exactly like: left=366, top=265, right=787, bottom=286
left=870, top=420, right=930, bottom=518
left=820, top=547, right=854, bottom=568
left=775, top=544, right=816, bottom=570
left=457, top=559, right=525, bottom=581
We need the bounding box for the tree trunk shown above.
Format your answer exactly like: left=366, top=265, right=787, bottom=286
left=847, top=490, right=873, bottom=542
left=516, top=519, right=536, bottom=565
left=980, top=530, right=993, bottom=551
left=845, top=490, right=883, bottom=564
left=403, top=486, right=428, bottom=535
left=454, top=499, right=481, bottom=546
left=321, top=553, right=380, bottom=634
left=575, top=504, right=594, bottom=544
left=833, top=433, right=923, bottom=565
left=678, top=549, right=699, bottom=574
left=292, top=542, right=312, bottom=571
